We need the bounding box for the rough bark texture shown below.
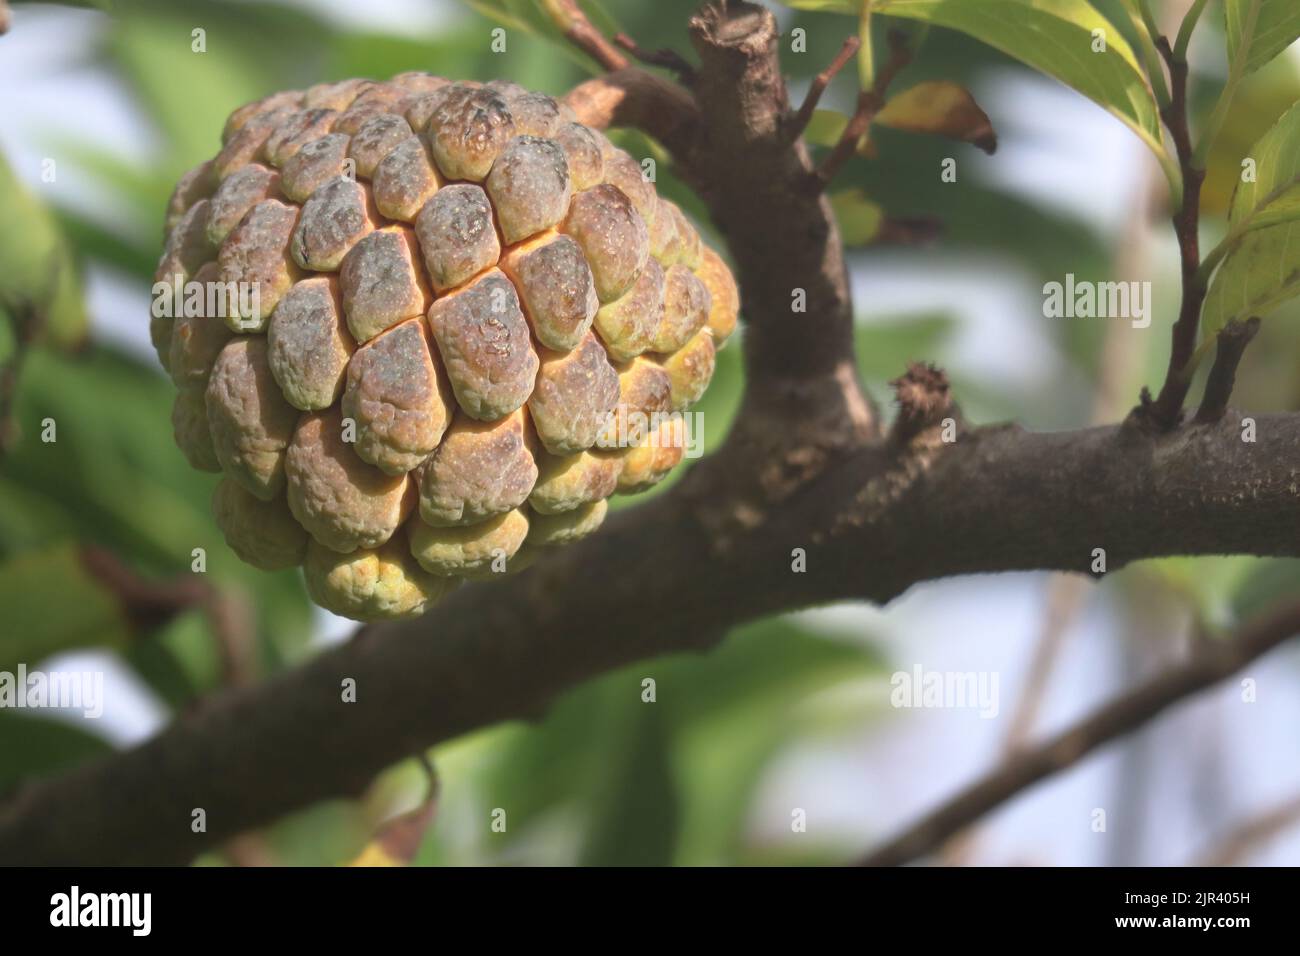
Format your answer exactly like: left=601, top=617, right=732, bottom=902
left=1, top=1, right=1296, bottom=865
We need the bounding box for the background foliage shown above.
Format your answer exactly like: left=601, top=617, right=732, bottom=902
left=3, top=0, right=1300, bottom=865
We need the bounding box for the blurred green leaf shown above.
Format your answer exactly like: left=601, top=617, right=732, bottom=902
left=466, top=616, right=885, bottom=865
left=0, top=542, right=131, bottom=671
left=872, top=0, right=1163, bottom=158
left=101, top=0, right=336, bottom=179
left=328, top=30, right=482, bottom=85
left=1202, top=99, right=1300, bottom=338
left=1225, top=0, right=1300, bottom=79
left=1203, top=58, right=1300, bottom=219
left=461, top=0, right=605, bottom=72
left=773, top=0, right=859, bottom=11
left=854, top=312, right=955, bottom=380
left=0, top=345, right=313, bottom=698
left=1231, top=557, right=1300, bottom=620
left=0, top=152, right=87, bottom=349
left=0, top=712, right=111, bottom=793
left=10, top=0, right=113, bottom=9
left=1222, top=98, right=1300, bottom=234
left=578, top=698, right=678, bottom=865
left=1203, top=227, right=1300, bottom=337
left=831, top=188, right=885, bottom=245
left=805, top=108, right=851, bottom=147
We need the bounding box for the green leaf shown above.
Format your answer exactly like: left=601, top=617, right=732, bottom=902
left=461, top=616, right=885, bottom=865
left=1201, top=224, right=1300, bottom=335
left=805, top=109, right=851, bottom=148
left=0, top=712, right=112, bottom=793
left=1202, top=100, right=1300, bottom=337
left=0, top=542, right=132, bottom=672
left=0, top=152, right=87, bottom=349
left=578, top=701, right=679, bottom=866
left=1227, top=99, right=1300, bottom=234
left=830, top=188, right=885, bottom=244
left=0, top=345, right=315, bottom=697
left=854, top=312, right=956, bottom=381
left=871, top=0, right=1163, bottom=157
left=1226, top=0, right=1300, bottom=79
left=768, top=0, right=860, bottom=11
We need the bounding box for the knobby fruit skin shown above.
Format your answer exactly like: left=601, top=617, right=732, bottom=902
left=156, top=73, right=739, bottom=621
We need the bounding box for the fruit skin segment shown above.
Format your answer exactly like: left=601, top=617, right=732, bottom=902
left=156, top=74, right=740, bottom=621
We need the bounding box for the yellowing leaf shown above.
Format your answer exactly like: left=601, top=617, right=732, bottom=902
left=1226, top=0, right=1300, bottom=79
left=876, top=80, right=997, bottom=153
left=871, top=0, right=1162, bottom=158
left=345, top=786, right=438, bottom=867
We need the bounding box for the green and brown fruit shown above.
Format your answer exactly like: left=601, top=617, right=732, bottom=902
left=153, top=74, right=739, bottom=621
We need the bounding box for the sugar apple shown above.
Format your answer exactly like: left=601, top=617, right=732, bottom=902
left=151, top=74, right=739, bottom=622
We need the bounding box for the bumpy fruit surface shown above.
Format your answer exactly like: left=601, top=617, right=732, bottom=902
left=154, top=74, right=739, bottom=621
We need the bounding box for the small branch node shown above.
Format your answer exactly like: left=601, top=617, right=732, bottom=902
left=888, top=361, right=955, bottom=447
left=1193, top=316, right=1261, bottom=424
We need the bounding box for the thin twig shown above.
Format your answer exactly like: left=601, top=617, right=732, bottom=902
left=1194, top=792, right=1300, bottom=866
left=814, top=30, right=911, bottom=188
left=79, top=545, right=258, bottom=688
left=613, top=32, right=695, bottom=84
left=860, top=599, right=1300, bottom=866
left=541, top=0, right=628, bottom=72
left=1193, top=317, right=1261, bottom=424
left=1143, top=36, right=1208, bottom=430
left=786, top=35, right=860, bottom=139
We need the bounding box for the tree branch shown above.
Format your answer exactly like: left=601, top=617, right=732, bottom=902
left=814, top=30, right=911, bottom=189
left=1194, top=792, right=1300, bottom=866
left=612, top=32, right=696, bottom=84
left=1193, top=317, right=1260, bottom=424
left=859, top=599, right=1300, bottom=867
left=9, top=407, right=1300, bottom=863
left=785, top=35, right=860, bottom=140
left=1143, top=36, right=1208, bottom=430
left=80, top=546, right=258, bottom=688
left=541, top=0, right=628, bottom=71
